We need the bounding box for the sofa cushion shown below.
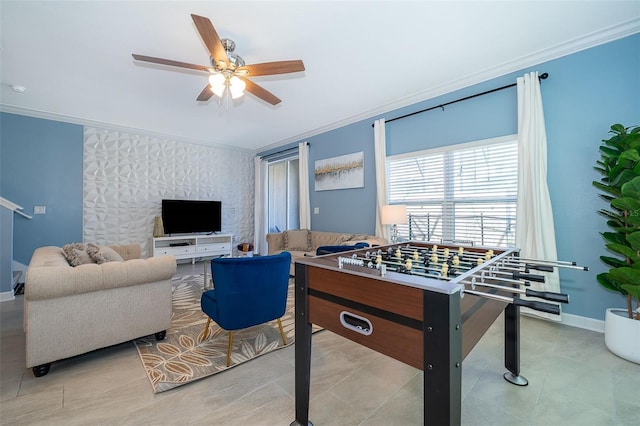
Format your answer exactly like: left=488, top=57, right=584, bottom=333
left=284, top=229, right=312, bottom=251
left=86, top=243, right=125, bottom=264
left=62, top=243, right=94, bottom=267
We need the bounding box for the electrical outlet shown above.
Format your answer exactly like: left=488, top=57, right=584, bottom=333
left=314, top=207, right=319, bottom=214
left=34, top=205, right=46, bottom=215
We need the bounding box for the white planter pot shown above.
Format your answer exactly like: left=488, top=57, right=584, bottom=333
left=604, top=308, right=640, bottom=364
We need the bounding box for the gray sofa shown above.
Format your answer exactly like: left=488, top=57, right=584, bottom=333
left=24, top=244, right=176, bottom=376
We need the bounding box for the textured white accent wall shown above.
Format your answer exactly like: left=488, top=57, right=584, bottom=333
left=83, top=127, right=255, bottom=256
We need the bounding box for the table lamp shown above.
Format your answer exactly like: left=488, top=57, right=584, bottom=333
left=381, top=205, right=407, bottom=243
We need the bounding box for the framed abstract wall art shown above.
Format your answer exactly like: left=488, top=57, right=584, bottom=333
left=314, top=151, right=364, bottom=191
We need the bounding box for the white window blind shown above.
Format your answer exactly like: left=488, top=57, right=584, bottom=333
left=388, top=135, right=517, bottom=247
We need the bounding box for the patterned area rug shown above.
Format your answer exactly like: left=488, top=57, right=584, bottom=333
left=134, top=273, right=298, bottom=393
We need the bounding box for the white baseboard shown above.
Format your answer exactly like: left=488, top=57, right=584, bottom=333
left=522, top=311, right=605, bottom=333
left=560, top=313, right=605, bottom=333
left=0, top=291, right=15, bottom=302
left=12, top=260, right=27, bottom=283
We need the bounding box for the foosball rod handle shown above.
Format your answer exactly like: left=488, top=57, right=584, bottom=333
left=512, top=271, right=545, bottom=283
left=525, top=263, right=554, bottom=272
left=513, top=298, right=560, bottom=315
left=525, top=289, right=570, bottom=304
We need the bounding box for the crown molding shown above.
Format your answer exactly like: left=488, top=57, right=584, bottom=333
left=267, top=18, right=640, bottom=150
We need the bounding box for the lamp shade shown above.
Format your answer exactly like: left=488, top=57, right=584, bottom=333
left=381, top=205, right=407, bottom=225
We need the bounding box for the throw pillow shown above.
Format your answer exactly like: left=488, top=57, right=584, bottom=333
left=62, top=243, right=94, bottom=267
left=87, top=243, right=125, bottom=263
left=86, top=243, right=106, bottom=263
left=100, top=245, right=125, bottom=262
left=284, top=229, right=312, bottom=251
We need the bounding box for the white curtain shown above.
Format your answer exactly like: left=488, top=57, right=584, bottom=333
left=298, top=142, right=311, bottom=230
left=374, top=118, right=390, bottom=242
left=253, top=156, right=268, bottom=255
left=515, top=71, right=561, bottom=321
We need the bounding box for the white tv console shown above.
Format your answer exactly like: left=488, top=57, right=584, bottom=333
left=150, top=233, right=233, bottom=263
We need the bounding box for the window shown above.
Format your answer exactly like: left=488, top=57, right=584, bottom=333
left=268, top=157, right=299, bottom=233
left=388, top=135, right=517, bottom=247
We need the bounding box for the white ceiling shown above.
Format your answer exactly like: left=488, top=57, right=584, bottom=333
left=1, top=1, right=639, bottom=152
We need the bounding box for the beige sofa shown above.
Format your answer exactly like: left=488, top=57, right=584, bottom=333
left=24, top=244, right=176, bottom=376
left=266, top=230, right=388, bottom=275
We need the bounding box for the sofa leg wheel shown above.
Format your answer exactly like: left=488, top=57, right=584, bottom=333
left=32, top=363, right=51, bottom=377
left=154, top=331, right=166, bottom=340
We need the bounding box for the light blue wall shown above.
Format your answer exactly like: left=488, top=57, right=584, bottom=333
left=541, top=34, right=640, bottom=320
left=0, top=113, right=83, bottom=264
left=260, top=33, right=640, bottom=320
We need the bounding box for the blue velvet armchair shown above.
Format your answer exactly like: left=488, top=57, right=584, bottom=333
left=200, top=251, right=292, bottom=366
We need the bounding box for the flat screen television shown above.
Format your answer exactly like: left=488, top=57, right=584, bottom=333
left=161, top=199, right=222, bottom=235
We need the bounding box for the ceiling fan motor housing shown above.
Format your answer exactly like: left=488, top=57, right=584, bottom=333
left=214, top=38, right=245, bottom=71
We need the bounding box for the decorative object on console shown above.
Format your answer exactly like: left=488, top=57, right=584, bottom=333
left=237, top=242, right=254, bottom=257
left=153, top=216, right=165, bottom=237
left=381, top=204, right=408, bottom=243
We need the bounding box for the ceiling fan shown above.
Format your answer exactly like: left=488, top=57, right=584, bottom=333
left=132, top=14, right=305, bottom=105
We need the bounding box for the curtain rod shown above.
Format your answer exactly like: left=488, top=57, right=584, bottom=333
left=372, top=73, right=549, bottom=127
left=259, top=142, right=308, bottom=160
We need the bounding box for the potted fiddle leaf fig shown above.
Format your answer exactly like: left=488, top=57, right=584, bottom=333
left=593, top=123, right=640, bottom=364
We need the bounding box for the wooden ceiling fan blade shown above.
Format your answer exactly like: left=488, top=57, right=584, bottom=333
left=240, top=77, right=281, bottom=105
left=197, top=85, right=214, bottom=101
left=132, top=54, right=211, bottom=72
left=191, top=14, right=229, bottom=68
left=238, top=60, right=305, bottom=76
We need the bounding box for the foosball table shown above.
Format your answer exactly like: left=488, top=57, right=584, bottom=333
left=289, top=241, right=587, bottom=426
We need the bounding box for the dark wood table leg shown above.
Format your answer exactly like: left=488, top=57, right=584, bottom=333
left=423, top=290, right=462, bottom=426
left=291, top=263, right=313, bottom=426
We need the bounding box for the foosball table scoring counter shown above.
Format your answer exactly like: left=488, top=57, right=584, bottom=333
left=289, top=241, right=588, bottom=426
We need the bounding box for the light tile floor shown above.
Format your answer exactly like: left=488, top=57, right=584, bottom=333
left=1, top=262, right=638, bottom=425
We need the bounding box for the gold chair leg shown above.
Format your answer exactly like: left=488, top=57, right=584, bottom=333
left=226, top=331, right=233, bottom=367
left=277, top=318, right=287, bottom=345
left=199, top=317, right=212, bottom=341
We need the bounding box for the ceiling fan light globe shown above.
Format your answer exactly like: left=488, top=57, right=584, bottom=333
left=209, top=73, right=225, bottom=86
left=229, top=75, right=246, bottom=90
left=211, top=86, right=225, bottom=97
left=230, top=88, right=244, bottom=99
left=229, top=76, right=246, bottom=99
left=209, top=73, right=226, bottom=97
